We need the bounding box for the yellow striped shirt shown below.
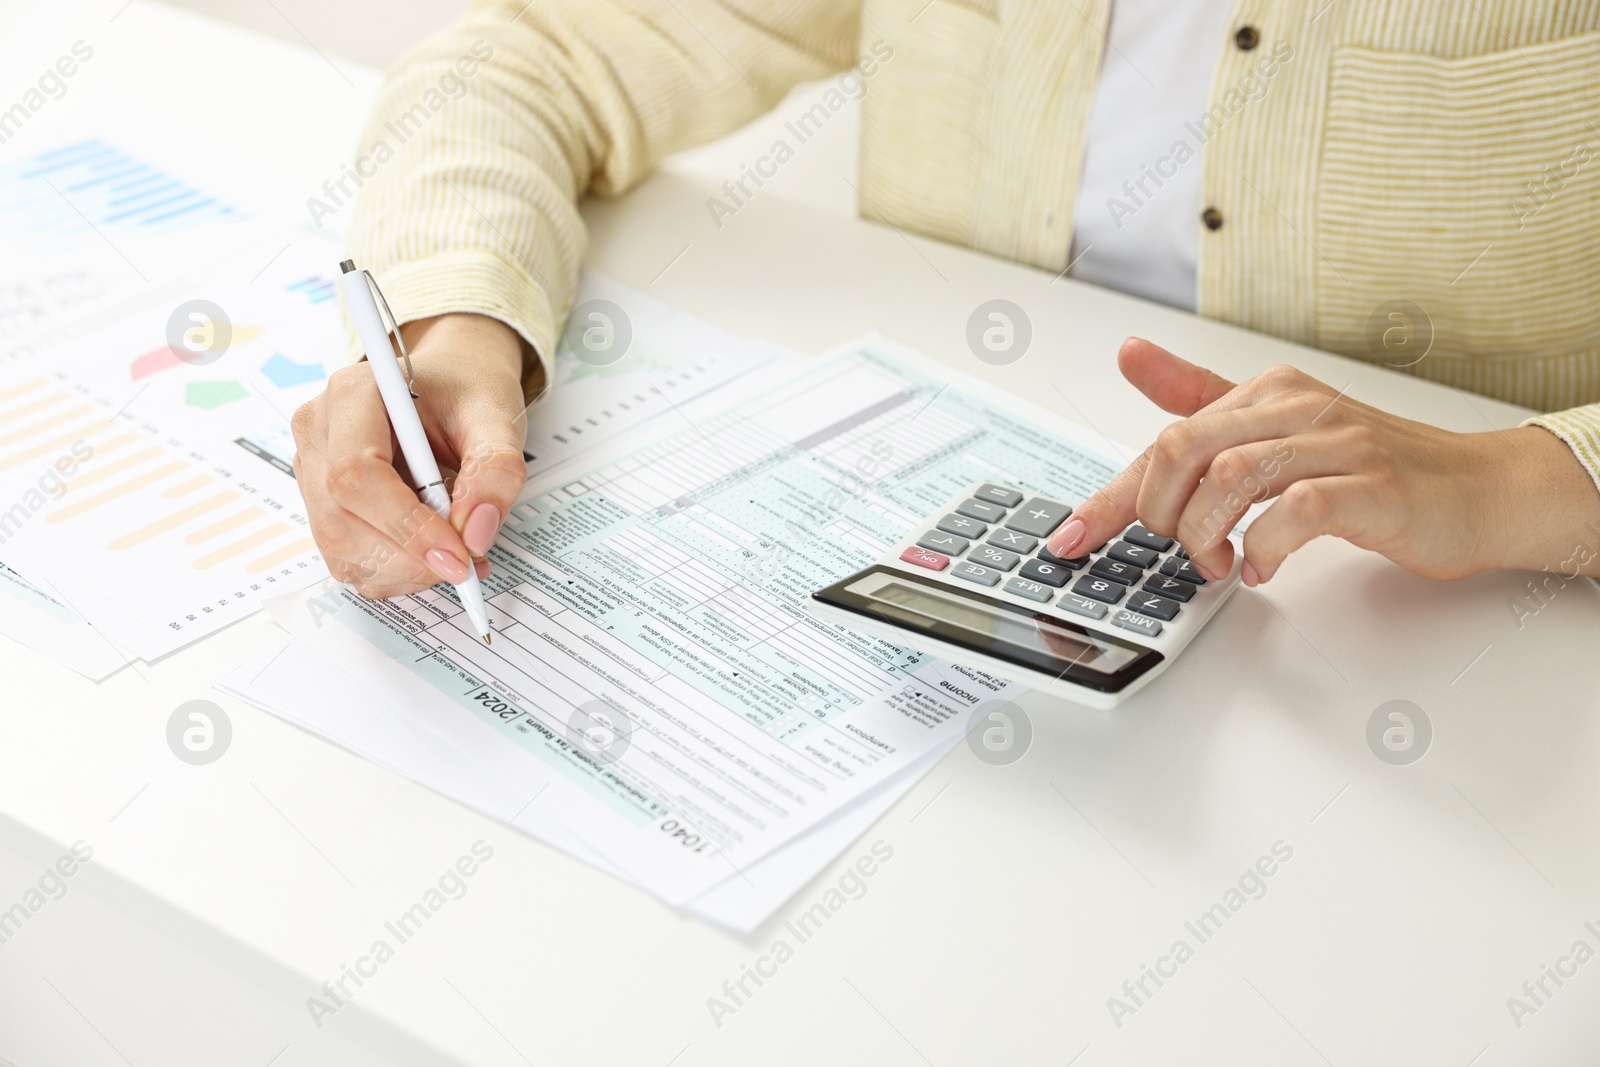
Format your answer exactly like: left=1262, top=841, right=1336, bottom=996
left=344, top=0, right=1600, bottom=485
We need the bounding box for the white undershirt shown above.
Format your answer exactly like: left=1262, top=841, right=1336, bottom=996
left=1068, top=1, right=1234, bottom=311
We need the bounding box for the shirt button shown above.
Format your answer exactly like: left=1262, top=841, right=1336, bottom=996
left=1235, top=25, right=1261, bottom=50
left=1201, top=207, right=1224, bottom=231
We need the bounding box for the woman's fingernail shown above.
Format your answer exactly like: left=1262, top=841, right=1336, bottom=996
left=425, top=548, right=470, bottom=584
left=1049, top=519, right=1086, bottom=556
left=462, top=503, right=501, bottom=556
left=1241, top=560, right=1261, bottom=587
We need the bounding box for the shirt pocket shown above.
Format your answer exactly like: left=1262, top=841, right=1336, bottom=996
left=1312, top=32, right=1600, bottom=410
left=859, top=0, right=1000, bottom=246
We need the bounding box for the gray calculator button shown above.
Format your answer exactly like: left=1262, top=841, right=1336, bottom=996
left=1124, top=524, right=1175, bottom=552
left=1128, top=591, right=1181, bottom=621
left=918, top=531, right=969, bottom=555
left=1107, top=540, right=1158, bottom=569
left=1142, top=574, right=1195, bottom=602
left=1113, top=610, right=1163, bottom=637
left=1056, top=592, right=1108, bottom=620
left=969, top=545, right=1020, bottom=571
left=1160, top=556, right=1207, bottom=584
left=1004, top=498, right=1073, bottom=539
left=1037, top=545, right=1090, bottom=569
left=1019, top=558, right=1070, bottom=587
left=955, top=498, right=1007, bottom=523
left=976, top=484, right=1025, bottom=507
left=986, top=528, right=1037, bottom=553
left=1073, top=576, right=1125, bottom=604
left=1090, top=557, right=1139, bottom=586
left=1004, top=577, right=1053, bottom=603
left=936, top=514, right=987, bottom=539
left=951, top=561, right=1001, bottom=587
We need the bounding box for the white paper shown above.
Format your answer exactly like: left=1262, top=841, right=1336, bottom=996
left=217, top=638, right=950, bottom=930
left=267, top=335, right=1126, bottom=907
left=0, top=240, right=346, bottom=660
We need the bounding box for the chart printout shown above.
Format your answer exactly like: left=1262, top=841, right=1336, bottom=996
left=273, top=338, right=1125, bottom=903
left=0, top=242, right=343, bottom=660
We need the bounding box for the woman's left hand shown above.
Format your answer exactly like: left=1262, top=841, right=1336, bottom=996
left=1044, top=338, right=1600, bottom=585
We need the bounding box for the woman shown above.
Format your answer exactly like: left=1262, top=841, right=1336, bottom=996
left=291, top=0, right=1600, bottom=596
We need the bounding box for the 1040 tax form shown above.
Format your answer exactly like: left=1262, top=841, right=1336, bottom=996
left=267, top=337, right=1127, bottom=907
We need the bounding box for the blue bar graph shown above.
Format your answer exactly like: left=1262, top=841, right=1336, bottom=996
left=0, top=136, right=241, bottom=255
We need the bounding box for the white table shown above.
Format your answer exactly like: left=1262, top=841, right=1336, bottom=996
left=3, top=4, right=1598, bottom=1065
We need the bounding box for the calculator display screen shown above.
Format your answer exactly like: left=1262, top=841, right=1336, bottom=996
left=870, top=580, right=1138, bottom=672
left=813, top=566, right=1161, bottom=693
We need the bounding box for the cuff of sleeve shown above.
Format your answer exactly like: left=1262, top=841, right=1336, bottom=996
left=343, top=248, right=557, bottom=407
left=1524, top=406, right=1600, bottom=497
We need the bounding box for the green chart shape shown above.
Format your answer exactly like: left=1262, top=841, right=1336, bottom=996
left=185, top=380, right=250, bottom=410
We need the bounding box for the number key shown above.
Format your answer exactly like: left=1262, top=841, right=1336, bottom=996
left=1072, top=576, right=1125, bottom=604
left=1019, top=558, right=1070, bottom=588
left=1090, top=557, right=1140, bottom=586
left=1106, top=541, right=1158, bottom=569
left=1142, top=574, right=1195, bottom=602
left=1160, top=556, right=1207, bottom=584
left=1127, top=591, right=1180, bottom=621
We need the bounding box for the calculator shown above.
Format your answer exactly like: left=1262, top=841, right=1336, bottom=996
left=809, top=483, right=1243, bottom=708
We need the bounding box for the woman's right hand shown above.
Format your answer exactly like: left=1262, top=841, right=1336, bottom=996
left=291, top=312, right=534, bottom=598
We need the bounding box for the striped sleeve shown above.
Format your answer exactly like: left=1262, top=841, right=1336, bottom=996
left=1526, top=404, right=1600, bottom=495
left=343, top=0, right=860, bottom=402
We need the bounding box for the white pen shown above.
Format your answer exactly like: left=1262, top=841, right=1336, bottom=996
left=337, top=259, right=493, bottom=645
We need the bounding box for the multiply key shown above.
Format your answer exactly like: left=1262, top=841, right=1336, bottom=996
left=987, top=528, right=1037, bottom=553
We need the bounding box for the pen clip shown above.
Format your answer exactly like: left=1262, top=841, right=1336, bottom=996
left=362, top=270, right=420, bottom=398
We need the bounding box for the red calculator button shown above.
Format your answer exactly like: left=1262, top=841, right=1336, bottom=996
left=900, top=546, right=950, bottom=571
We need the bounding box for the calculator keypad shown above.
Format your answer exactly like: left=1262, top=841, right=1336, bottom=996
left=891, top=484, right=1235, bottom=640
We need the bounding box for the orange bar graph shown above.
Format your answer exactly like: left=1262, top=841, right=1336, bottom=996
left=0, top=391, right=70, bottom=424
left=162, top=474, right=213, bottom=499
left=0, top=419, right=113, bottom=472
left=63, top=446, right=165, bottom=493
left=246, top=537, right=316, bottom=574
left=193, top=523, right=291, bottom=569
left=107, top=491, right=239, bottom=550
left=77, top=431, right=141, bottom=459
left=0, top=405, right=95, bottom=448
left=46, top=460, right=187, bottom=523
left=0, top=379, right=47, bottom=403
left=184, top=506, right=264, bottom=544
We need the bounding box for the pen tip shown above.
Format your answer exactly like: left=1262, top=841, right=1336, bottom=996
left=483, top=634, right=492, bottom=645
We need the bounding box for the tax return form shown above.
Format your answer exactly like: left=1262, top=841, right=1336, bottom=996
left=262, top=334, right=1129, bottom=911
